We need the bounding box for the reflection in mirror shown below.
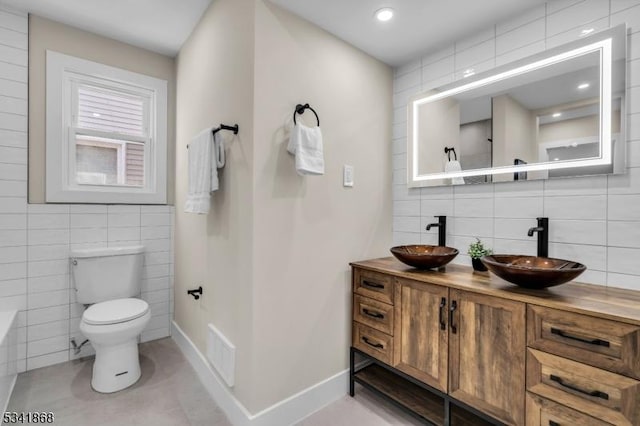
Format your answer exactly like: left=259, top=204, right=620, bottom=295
left=408, top=25, right=626, bottom=188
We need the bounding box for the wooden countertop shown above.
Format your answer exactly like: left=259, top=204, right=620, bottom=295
left=351, top=257, right=640, bottom=326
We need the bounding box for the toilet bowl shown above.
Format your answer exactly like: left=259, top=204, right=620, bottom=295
left=70, top=245, right=148, bottom=394
left=80, top=298, right=151, bottom=393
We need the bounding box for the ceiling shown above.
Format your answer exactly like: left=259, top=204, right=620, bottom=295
left=1, top=0, right=213, bottom=57
left=269, top=0, right=547, bottom=66
left=3, top=0, right=549, bottom=63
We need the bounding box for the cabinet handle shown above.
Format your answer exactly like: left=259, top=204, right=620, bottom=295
left=362, top=336, right=384, bottom=349
left=362, top=308, right=384, bottom=319
left=549, top=375, right=609, bottom=400
left=362, top=280, right=384, bottom=289
left=439, top=297, right=447, bottom=330
left=550, top=328, right=610, bottom=347
left=450, top=300, right=458, bottom=334
left=549, top=421, right=560, bottom=426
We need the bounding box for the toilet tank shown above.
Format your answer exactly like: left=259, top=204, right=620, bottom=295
left=71, top=246, right=144, bottom=304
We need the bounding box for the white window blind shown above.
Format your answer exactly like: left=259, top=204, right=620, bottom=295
left=77, top=85, right=146, bottom=137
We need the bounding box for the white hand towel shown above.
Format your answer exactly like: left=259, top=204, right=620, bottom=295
left=185, top=128, right=225, bottom=214
left=211, top=132, right=225, bottom=192
left=444, top=160, right=465, bottom=185
left=287, top=123, right=324, bottom=175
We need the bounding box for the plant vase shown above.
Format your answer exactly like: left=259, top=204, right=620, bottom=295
left=472, top=258, right=488, bottom=272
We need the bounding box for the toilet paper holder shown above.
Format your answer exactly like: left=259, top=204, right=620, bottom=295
left=187, top=286, right=203, bottom=300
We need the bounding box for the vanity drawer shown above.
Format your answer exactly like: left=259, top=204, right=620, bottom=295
left=527, top=305, right=640, bottom=379
left=527, top=349, right=640, bottom=426
left=526, top=393, right=613, bottom=426
left=353, top=294, right=393, bottom=335
left=353, top=323, right=393, bottom=364
left=353, top=268, right=393, bottom=305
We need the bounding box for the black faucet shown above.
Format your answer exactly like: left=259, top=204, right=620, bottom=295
left=527, top=217, right=549, bottom=258
left=426, top=216, right=447, bottom=247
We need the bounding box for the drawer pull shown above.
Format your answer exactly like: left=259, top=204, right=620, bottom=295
left=362, top=336, right=384, bottom=349
left=450, top=300, right=458, bottom=334
left=549, top=374, right=609, bottom=400
left=362, top=308, right=384, bottom=319
left=549, top=422, right=560, bottom=426
left=362, top=280, right=384, bottom=289
left=439, top=297, right=447, bottom=330
left=550, top=328, right=610, bottom=347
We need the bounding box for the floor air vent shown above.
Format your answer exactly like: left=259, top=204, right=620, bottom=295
left=206, top=324, right=235, bottom=387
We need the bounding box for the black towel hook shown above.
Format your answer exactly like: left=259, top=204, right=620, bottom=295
left=444, top=147, right=457, bottom=161
left=293, top=103, right=320, bottom=126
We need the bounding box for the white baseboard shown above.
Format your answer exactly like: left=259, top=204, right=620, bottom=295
left=171, top=321, right=348, bottom=426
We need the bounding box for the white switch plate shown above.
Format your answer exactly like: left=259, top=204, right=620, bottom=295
left=343, top=165, right=354, bottom=187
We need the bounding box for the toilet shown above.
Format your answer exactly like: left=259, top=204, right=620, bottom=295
left=70, top=245, right=150, bottom=393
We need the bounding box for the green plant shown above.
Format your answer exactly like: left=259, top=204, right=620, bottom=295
left=468, top=238, right=492, bottom=259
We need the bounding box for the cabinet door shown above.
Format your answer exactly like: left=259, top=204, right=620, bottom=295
left=393, top=278, right=449, bottom=392
left=448, top=289, right=526, bottom=426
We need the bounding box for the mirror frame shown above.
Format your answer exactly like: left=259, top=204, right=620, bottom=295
left=407, top=24, right=626, bottom=188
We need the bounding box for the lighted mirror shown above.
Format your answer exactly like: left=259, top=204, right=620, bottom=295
left=408, top=25, right=626, bottom=187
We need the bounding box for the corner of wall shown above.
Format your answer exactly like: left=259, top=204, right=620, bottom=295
left=174, top=0, right=257, bottom=411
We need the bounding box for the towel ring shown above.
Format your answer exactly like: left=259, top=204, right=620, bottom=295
left=293, top=103, right=320, bottom=126
left=444, top=147, right=457, bottom=161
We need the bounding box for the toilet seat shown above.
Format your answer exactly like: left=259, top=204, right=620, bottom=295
left=83, top=298, right=149, bottom=325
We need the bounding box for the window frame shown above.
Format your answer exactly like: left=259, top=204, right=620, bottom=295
left=45, top=50, right=167, bottom=204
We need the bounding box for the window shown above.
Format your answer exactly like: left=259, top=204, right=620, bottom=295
left=46, top=51, right=167, bottom=204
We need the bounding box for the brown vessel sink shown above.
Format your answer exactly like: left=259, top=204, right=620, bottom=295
left=481, top=255, right=586, bottom=289
left=390, top=245, right=459, bottom=269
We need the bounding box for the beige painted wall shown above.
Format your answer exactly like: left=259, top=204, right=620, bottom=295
left=492, top=94, right=536, bottom=182
left=174, top=0, right=392, bottom=414
left=417, top=97, right=460, bottom=175
left=174, top=0, right=256, bottom=407
left=250, top=1, right=392, bottom=411
left=28, top=15, right=176, bottom=204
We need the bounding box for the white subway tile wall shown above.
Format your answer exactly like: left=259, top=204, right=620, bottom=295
left=0, top=8, right=174, bottom=372
left=393, top=1, right=640, bottom=290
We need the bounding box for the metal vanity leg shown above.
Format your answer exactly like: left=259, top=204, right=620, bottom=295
left=349, top=347, right=355, bottom=397
left=444, top=398, right=450, bottom=425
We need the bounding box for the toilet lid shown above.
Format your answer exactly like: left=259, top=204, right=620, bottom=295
left=83, top=298, right=149, bottom=325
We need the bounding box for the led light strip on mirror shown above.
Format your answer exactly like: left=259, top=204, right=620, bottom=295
left=409, top=35, right=614, bottom=184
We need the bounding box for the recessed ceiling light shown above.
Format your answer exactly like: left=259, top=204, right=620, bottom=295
left=580, top=28, right=595, bottom=36
left=375, top=8, right=394, bottom=22
left=553, top=158, right=560, bottom=161
left=92, top=113, right=101, bottom=118
left=552, top=112, right=562, bottom=118
left=577, top=83, right=590, bottom=90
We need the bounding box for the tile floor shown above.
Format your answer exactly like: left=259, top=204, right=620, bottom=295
left=5, top=338, right=231, bottom=426
left=297, top=384, right=424, bottom=426
left=6, top=338, right=427, bottom=426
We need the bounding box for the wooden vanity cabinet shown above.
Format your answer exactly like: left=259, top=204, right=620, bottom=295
left=350, top=258, right=640, bottom=426
left=393, top=279, right=525, bottom=425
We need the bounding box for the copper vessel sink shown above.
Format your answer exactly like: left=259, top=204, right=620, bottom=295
left=481, top=255, right=586, bottom=289
left=390, top=245, right=459, bottom=269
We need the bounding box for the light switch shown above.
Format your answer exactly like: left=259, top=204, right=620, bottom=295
left=343, top=165, right=354, bottom=187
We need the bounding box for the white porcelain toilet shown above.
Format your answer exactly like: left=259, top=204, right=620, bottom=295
left=70, top=246, right=150, bottom=393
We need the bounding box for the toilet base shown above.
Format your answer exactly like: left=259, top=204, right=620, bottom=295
left=91, top=338, right=142, bottom=393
